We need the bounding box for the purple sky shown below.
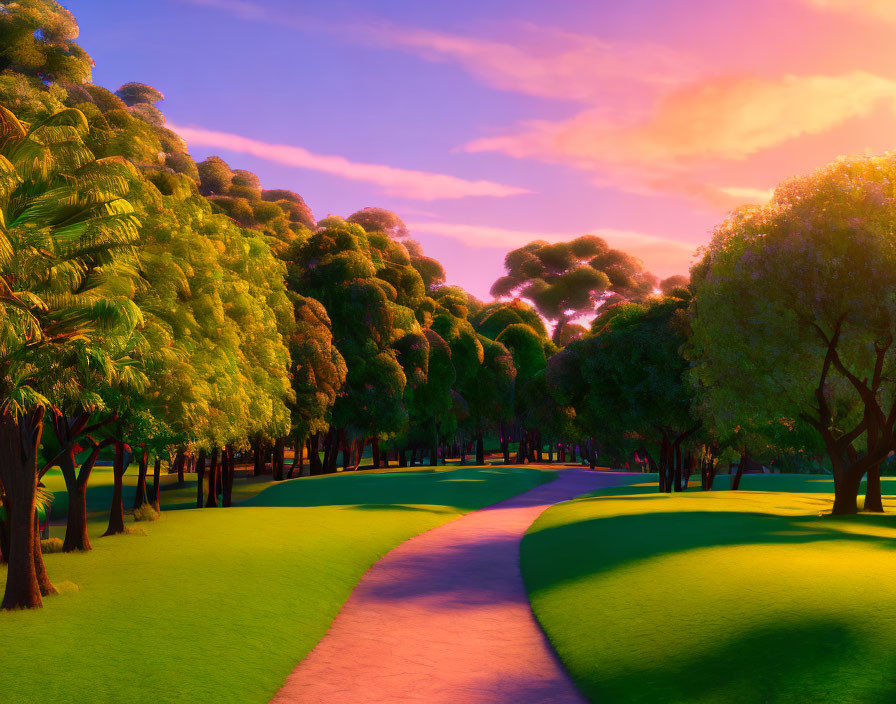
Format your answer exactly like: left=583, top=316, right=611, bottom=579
left=69, top=0, right=896, bottom=299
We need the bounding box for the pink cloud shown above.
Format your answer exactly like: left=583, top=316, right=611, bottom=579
left=407, top=221, right=697, bottom=279
left=801, top=0, right=896, bottom=22
left=168, top=123, right=530, bottom=200
left=366, top=23, right=696, bottom=103
left=466, top=71, right=896, bottom=206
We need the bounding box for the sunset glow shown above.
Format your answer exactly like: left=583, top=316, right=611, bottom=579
left=74, top=0, right=896, bottom=295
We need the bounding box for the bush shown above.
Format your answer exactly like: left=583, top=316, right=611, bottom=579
left=41, top=537, right=64, bottom=553
left=132, top=505, right=160, bottom=523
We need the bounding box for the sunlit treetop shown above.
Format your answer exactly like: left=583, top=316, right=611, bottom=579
left=491, top=235, right=657, bottom=344
left=0, top=0, right=93, bottom=84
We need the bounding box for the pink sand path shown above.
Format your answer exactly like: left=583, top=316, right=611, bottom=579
left=271, top=469, right=630, bottom=704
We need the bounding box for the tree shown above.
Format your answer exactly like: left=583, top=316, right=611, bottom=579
left=347, top=207, right=409, bottom=239
left=549, top=296, right=699, bottom=485
left=690, top=154, right=896, bottom=514
left=0, top=0, right=93, bottom=84
left=491, top=236, right=657, bottom=345
left=286, top=294, right=346, bottom=476
left=289, top=221, right=407, bottom=471
left=0, top=106, right=141, bottom=608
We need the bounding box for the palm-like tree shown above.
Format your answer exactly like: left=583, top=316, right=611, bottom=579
left=0, top=105, right=141, bottom=610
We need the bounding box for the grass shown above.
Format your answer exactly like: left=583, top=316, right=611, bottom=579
left=2, top=464, right=554, bottom=704
left=522, top=474, right=896, bottom=703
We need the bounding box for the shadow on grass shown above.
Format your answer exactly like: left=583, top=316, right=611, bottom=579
left=525, top=495, right=896, bottom=703
left=574, top=617, right=896, bottom=703
left=241, top=466, right=553, bottom=512
left=525, top=504, right=896, bottom=597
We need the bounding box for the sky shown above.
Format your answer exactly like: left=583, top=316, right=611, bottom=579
left=68, top=0, right=896, bottom=300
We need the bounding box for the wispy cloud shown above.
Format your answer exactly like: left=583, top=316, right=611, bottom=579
left=801, top=0, right=896, bottom=22
left=365, top=23, right=695, bottom=103
left=407, top=221, right=697, bottom=277
left=168, top=123, right=530, bottom=200
left=466, top=71, right=896, bottom=205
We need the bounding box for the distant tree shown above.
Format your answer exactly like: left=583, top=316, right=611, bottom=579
left=690, top=155, right=896, bottom=514
left=659, top=275, right=689, bottom=295
left=491, top=236, right=657, bottom=345
left=549, top=296, right=699, bottom=485
left=347, top=207, right=409, bottom=239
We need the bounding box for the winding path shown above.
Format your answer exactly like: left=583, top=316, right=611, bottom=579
left=272, top=469, right=631, bottom=704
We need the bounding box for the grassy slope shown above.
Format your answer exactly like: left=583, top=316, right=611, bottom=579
left=3, top=465, right=553, bottom=704
left=522, top=475, right=896, bottom=704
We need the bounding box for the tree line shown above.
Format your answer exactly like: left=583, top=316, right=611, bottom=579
left=2, top=1, right=895, bottom=611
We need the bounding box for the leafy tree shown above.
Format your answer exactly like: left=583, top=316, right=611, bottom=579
left=0, top=0, right=93, bottom=84
left=0, top=106, right=141, bottom=609
left=347, top=207, right=408, bottom=239
left=287, top=295, right=346, bottom=476
left=289, top=222, right=406, bottom=471
left=549, top=296, right=698, bottom=484
left=690, top=155, right=896, bottom=514
left=491, top=237, right=657, bottom=345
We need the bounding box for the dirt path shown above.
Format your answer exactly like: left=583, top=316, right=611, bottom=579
left=272, top=469, right=632, bottom=704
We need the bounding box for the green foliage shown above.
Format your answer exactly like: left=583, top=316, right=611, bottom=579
left=690, top=154, right=896, bottom=456
left=0, top=0, right=93, bottom=84
left=491, top=236, right=658, bottom=343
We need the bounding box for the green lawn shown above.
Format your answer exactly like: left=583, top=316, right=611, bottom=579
left=522, top=475, right=896, bottom=704
left=3, top=465, right=554, bottom=704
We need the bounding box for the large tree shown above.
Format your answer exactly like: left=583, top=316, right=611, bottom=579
left=0, top=106, right=141, bottom=609
left=690, top=154, right=896, bottom=514
left=491, top=236, right=658, bottom=345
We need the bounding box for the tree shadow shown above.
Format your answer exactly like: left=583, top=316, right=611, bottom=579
left=524, top=503, right=896, bottom=596
left=571, top=617, right=896, bottom=703
left=241, top=467, right=549, bottom=511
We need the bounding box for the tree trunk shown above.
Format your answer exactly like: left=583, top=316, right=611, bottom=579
left=196, top=449, right=206, bottom=508
left=0, top=409, right=47, bottom=609
left=104, top=441, right=127, bottom=536
left=272, top=438, right=285, bottom=480
left=287, top=439, right=301, bottom=479
left=205, top=448, right=219, bottom=507
left=222, top=446, right=235, bottom=507
left=832, top=467, right=863, bottom=515
left=175, top=449, right=185, bottom=485
left=307, top=435, right=322, bottom=476
left=475, top=432, right=484, bottom=465
left=673, top=443, right=683, bottom=492
left=589, top=437, right=596, bottom=470
left=731, top=449, right=748, bottom=491
left=0, top=500, right=9, bottom=564
left=63, top=470, right=90, bottom=552
left=371, top=436, right=380, bottom=469
left=399, top=449, right=408, bottom=467
left=500, top=423, right=510, bottom=464
left=151, top=456, right=162, bottom=512
left=133, top=449, right=149, bottom=510
left=863, top=461, right=884, bottom=512
left=61, top=448, right=89, bottom=552
left=33, top=513, right=56, bottom=597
